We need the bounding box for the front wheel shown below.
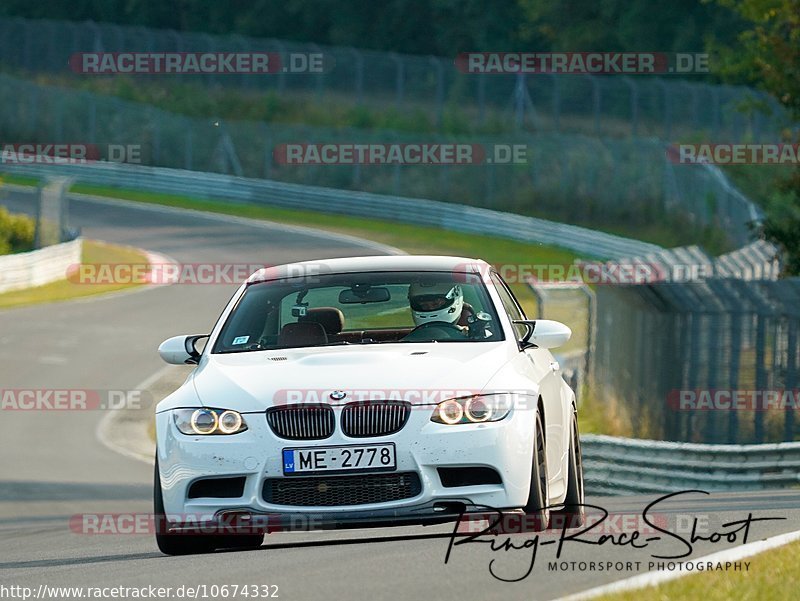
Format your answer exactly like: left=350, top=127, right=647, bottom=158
left=521, top=409, right=550, bottom=531
left=550, top=409, right=585, bottom=529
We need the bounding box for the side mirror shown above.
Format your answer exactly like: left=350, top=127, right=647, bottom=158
left=513, top=319, right=571, bottom=349
left=158, top=335, right=209, bottom=365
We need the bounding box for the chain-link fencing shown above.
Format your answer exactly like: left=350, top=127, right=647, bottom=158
left=0, top=73, right=762, bottom=249
left=0, top=17, right=791, bottom=143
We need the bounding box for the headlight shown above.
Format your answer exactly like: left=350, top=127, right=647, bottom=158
left=430, top=394, right=512, bottom=425
left=173, top=408, right=248, bottom=435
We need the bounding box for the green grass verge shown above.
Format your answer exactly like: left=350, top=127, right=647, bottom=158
left=0, top=239, right=149, bottom=309
left=597, top=538, right=800, bottom=601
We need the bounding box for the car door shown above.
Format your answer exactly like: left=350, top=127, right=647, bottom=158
left=489, top=272, right=568, bottom=488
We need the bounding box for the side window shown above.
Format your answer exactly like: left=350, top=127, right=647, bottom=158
left=490, top=273, right=528, bottom=340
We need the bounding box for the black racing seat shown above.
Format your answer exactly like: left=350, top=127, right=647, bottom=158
left=277, top=321, right=328, bottom=347
left=299, top=307, right=345, bottom=338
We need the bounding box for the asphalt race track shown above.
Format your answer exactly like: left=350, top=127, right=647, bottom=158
left=1, top=190, right=799, bottom=600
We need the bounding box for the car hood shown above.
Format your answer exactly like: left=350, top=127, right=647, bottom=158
left=192, top=342, right=513, bottom=412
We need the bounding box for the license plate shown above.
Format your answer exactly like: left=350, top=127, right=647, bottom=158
left=282, top=443, right=396, bottom=475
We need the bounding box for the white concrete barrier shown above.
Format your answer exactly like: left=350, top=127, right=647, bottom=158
left=0, top=238, right=83, bottom=294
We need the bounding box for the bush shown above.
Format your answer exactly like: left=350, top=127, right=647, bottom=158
left=0, top=207, right=36, bottom=254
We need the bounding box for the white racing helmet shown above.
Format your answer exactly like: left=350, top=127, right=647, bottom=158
left=408, top=282, right=464, bottom=326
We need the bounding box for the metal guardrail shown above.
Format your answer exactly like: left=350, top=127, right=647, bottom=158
left=0, top=161, right=664, bottom=260
left=581, top=434, right=800, bottom=495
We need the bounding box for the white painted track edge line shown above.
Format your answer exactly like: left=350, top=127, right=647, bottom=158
left=95, top=365, right=172, bottom=467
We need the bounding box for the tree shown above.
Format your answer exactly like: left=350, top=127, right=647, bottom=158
left=710, top=0, right=800, bottom=274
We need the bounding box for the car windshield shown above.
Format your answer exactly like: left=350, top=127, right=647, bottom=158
left=212, top=270, right=503, bottom=352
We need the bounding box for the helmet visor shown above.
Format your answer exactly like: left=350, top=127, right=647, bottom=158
left=409, top=293, right=454, bottom=312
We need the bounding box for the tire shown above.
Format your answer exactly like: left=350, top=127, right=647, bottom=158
left=153, top=455, right=263, bottom=555
left=550, top=410, right=585, bottom=529
left=521, top=409, right=550, bottom=531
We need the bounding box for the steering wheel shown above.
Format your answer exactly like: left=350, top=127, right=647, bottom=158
left=402, top=321, right=466, bottom=341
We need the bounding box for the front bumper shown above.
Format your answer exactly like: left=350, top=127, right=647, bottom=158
left=155, top=404, right=535, bottom=528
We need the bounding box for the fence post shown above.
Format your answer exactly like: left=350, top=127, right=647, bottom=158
left=785, top=320, right=798, bottom=441
left=484, top=160, right=495, bottom=205
left=22, top=17, right=32, bottom=70
left=728, top=313, right=743, bottom=442
left=202, top=33, right=216, bottom=89
left=54, top=93, right=64, bottom=140
left=152, top=111, right=162, bottom=165
left=348, top=47, right=364, bottom=104
left=309, top=42, right=324, bottom=98
left=262, top=123, right=271, bottom=179
left=589, top=75, right=601, bottom=136
left=391, top=53, right=404, bottom=109
left=513, top=73, right=526, bottom=131
left=87, top=94, right=96, bottom=142
left=272, top=40, right=286, bottom=94
left=550, top=74, right=560, bottom=131
left=711, top=85, right=721, bottom=139
left=185, top=120, right=193, bottom=171
left=623, top=77, right=638, bottom=136
left=477, top=75, right=486, bottom=126
left=28, top=86, right=38, bottom=136
left=754, top=314, right=767, bottom=443
left=429, top=56, right=444, bottom=129
left=658, top=79, right=672, bottom=140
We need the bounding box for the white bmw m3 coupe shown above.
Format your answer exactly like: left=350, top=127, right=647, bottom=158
left=154, top=255, right=584, bottom=555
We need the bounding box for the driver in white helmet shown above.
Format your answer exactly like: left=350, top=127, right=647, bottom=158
left=404, top=282, right=473, bottom=339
